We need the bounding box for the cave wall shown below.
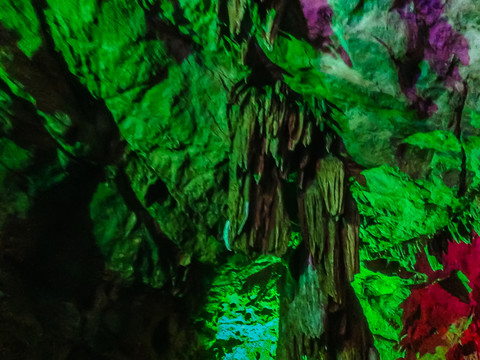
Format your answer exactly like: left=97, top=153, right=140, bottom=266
left=0, top=0, right=480, bottom=359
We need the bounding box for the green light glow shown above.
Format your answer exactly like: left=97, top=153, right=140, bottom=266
left=352, top=265, right=416, bottom=360
left=197, top=254, right=283, bottom=359
left=0, top=0, right=41, bottom=57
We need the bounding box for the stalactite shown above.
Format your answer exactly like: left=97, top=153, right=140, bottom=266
left=318, top=155, right=345, bottom=218
left=226, top=0, right=248, bottom=36
left=227, top=81, right=326, bottom=256
left=301, top=181, right=326, bottom=264
left=342, top=191, right=360, bottom=282
left=298, top=155, right=352, bottom=304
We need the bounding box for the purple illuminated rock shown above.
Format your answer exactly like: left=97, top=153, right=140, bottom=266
left=299, top=0, right=352, bottom=66
left=300, top=0, right=333, bottom=41
left=389, top=0, right=470, bottom=117
left=393, top=0, right=470, bottom=90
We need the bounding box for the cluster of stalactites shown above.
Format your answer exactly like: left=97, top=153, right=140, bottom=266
left=226, top=80, right=359, bottom=299
left=226, top=82, right=315, bottom=256
left=224, top=82, right=313, bottom=250
left=298, top=155, right=359, bottom=304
